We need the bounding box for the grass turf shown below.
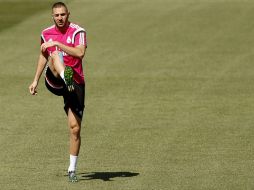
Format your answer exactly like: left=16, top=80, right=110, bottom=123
left=1, top=0, right=254, bottom=189
left=0, top=0, right=58, bottom=32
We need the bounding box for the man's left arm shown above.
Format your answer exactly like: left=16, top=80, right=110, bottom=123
left=57, top=43, right=85, bottom=59
left=41, top=42, right=85, bottom=59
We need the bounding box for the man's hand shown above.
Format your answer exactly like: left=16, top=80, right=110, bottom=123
left=41, top=41, right=59, bottom=52
left=29, top=80, right=38, bottom=95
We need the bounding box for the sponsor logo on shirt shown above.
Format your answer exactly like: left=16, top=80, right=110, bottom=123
left=67, top=36, right=71, bottom=44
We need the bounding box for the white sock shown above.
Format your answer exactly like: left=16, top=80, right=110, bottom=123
left=60, top=70, right=66, bottom=83
left=68, top=155, right=78, bottom=172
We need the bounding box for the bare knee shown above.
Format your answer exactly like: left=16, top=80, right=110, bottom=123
left=51, top=50, right=60, bottom=59
left=51, top=50, right=63, bottom=64
left=50, top=50, right=65, bottom=73
left=69, top=122, right=81, bottom=139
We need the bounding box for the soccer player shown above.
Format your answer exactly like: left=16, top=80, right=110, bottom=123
left=28, top=2, right=87, bottom=182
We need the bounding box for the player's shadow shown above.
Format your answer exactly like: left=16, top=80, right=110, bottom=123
left=80, top=171, right=139, bottom=181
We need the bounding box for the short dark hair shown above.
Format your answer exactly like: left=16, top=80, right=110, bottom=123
left=52, top=2, right=68, bottom=12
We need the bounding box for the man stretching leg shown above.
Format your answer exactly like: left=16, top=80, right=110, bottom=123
left=29, top=2, right=87, bottom=182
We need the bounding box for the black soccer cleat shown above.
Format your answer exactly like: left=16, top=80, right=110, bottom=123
left=68, top=171, right=78, bottom=182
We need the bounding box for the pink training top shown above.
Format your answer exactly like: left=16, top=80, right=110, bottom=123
left=41, top=22, right=87, bottom=84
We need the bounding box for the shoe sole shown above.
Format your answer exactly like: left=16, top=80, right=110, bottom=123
left=64, top=66, right=74, bottom=92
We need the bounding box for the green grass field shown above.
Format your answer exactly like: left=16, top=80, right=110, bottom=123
left=1, top=0, right=254, bottom=189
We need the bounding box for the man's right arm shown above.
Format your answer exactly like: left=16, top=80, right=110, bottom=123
left=29, top=52, right=48, bottom=95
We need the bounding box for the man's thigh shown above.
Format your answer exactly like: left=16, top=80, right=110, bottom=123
left=67, top=108, right=81, bottom=127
